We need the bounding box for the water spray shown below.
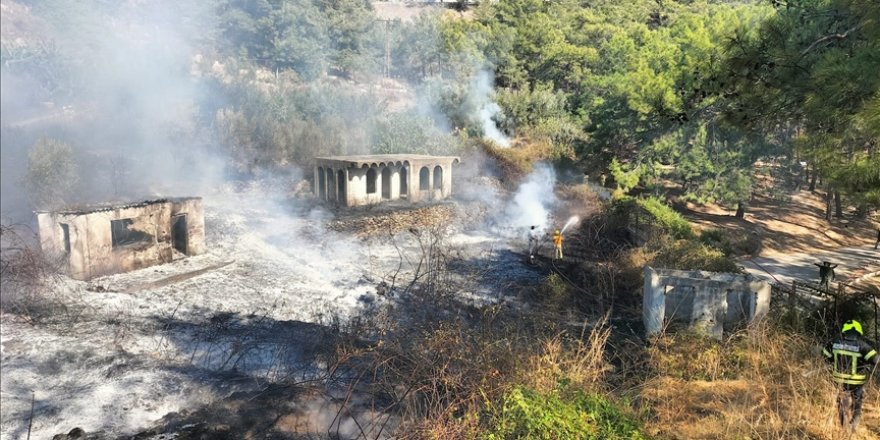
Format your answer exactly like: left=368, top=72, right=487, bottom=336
left=560, top=216, right=580, bottom=234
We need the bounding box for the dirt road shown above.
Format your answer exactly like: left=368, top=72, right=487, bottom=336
left=742, top=245, right=880, bottom=287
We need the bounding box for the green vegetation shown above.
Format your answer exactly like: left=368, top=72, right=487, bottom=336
left=24, top=138, right=78, bottom=210
left=635, top=196, right=694, bottom=240
left=485, top=386, right=647, bottom=440
left=4, top=1, right=879, bottom=437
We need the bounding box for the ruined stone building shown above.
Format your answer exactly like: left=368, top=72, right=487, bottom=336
left=37, top=198, right=205, bottom=280
left=643, top=266, right=771, bottom=338
left=314, top=154, right=460, bottom=207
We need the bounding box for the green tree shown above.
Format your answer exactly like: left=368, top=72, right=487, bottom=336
left=24, top=138, right=78, bottom=210
left=724, top=0, right=880, bottom=217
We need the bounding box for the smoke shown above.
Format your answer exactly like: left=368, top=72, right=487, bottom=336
left=467, top=70, right=510, bottom=147
left=0, top=1, right=224, bottom=221
left=497, top=163, right=557, bottom=234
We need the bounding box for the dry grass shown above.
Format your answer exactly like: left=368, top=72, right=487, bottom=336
left=638, top=320, right=879, bottom=439
left=521, top=320, right=612, bottom=394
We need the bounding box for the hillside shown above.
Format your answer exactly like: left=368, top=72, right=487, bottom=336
left=2, top=0, right=879, bottom=439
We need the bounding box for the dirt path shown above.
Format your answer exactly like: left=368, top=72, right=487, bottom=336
left=684, top=191, right=878, bottom=258
left=742, top=245, right=880, bottom=289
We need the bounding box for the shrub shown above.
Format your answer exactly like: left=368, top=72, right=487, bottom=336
left=699, top=228, right=762, bottom=257
left=24, top=137, right=78, bottom=210
left=651, top=237, right=741, bottom=273
left=608, top=158, right=645, bottom=195
left=635, top=197, right=693, bottom=239
left=485, top=385, right=648, bottom=440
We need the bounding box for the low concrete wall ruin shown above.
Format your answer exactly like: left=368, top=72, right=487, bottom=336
left=37, top=198, right=205, bottom=280
left=643, top=266, right=771, bottom=338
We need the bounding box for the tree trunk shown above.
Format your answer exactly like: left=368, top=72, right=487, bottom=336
left=735, top=202, right=745, bottom=218
left=834, top=191, right=843, bottom=218
left=825, top=191, right=833, bottom=221
left=809, top=170, right=817, bottom=191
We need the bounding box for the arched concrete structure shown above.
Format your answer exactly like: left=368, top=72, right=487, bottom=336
left=314, top=154, right=460, bottom=206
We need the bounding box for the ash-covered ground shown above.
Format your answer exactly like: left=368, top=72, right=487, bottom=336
left=0, top=181, right=550, bottom=439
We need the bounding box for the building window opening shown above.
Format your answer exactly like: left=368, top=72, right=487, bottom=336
left=419, top=166, right=430, bottom=190
left=366, top=168, right=377, bottom=194
left=111, top=218, right=152, bottom=248
left=433, top=166, right=443, bottom=190
left=60, top=223, right=71, bottom=254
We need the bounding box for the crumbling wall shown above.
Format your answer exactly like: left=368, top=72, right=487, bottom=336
left=170, top=198, right=206, bottom=255
left=82, top=203, right=170, bottom=279
left=643, top=266, right=771, bottom=338
left=37, top=198, right=206, bottom=280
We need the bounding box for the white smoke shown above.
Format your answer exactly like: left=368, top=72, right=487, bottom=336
left=497, top=163, right=557, bottom=234
left=468, top=70, right=510, bottom=147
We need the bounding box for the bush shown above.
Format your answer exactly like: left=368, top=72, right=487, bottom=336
left=635, top=197, right=693, bottom=240
left=651, top=237, right=741, bottom=273
left=608, top=158, right=645, bottom=195
left=485, top=385, right=648, bottom=440
left=24, top=137, right=78, bottom=210
left=698, top=228, right=762, bottom=257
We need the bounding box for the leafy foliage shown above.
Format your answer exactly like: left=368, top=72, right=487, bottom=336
left=635, top=196, right=694, bottom=240
left=723, top=0, right=880, bottom=212
left=24, top=138, right=78, bottom=210
left=485, top=385, right=648, bottom=440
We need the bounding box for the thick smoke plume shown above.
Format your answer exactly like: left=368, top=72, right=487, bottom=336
left=468, top=70, right=510, bottom=147
left=498, top=162, right=557, bottom=234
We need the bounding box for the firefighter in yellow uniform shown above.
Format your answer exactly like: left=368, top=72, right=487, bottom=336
left=823, top=320, right=878, bottom=432
left=552, top=229, right=564, bottom=260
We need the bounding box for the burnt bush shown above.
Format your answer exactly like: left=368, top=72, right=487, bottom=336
left=0, top=223, right=80, bottom=324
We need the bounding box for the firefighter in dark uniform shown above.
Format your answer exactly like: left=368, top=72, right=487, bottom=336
left=823, top=319, right=878, bottom=431
left=814, top=261, right=838, bottom=289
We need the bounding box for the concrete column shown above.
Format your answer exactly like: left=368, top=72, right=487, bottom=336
left=343, top=168, right=356, bottom=206
left=409, top=166, right=420, bottom=203
left=427, top=166, right=434, bottom=200
left=313, top=167, right=318, bottom=197
left=643, top=266, right=664, bottom=336
left=390, top=166, right=400, bottom=200
left=752, top=281, right=771, bottom=320
left=442, top=163, right=453, bottom=198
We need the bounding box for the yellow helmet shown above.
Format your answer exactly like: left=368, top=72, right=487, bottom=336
left=842, top=320, right=863, bottom=335
left=555, top=229, right=560, bottom=234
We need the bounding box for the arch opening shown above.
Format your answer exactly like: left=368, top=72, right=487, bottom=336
left=337, top=170, right=346, bottom=203
left=366, top=168, right=377, bottom=194
left=317, top=167, right=326, bottom=199
left=433, top=166, right=443, bottom=190
left=381, top=167, right=392, bottom=199
left=419, top=167, right=430, bottom=191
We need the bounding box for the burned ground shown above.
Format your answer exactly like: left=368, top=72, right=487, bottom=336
left=0, top=180, right=564, bottom=439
